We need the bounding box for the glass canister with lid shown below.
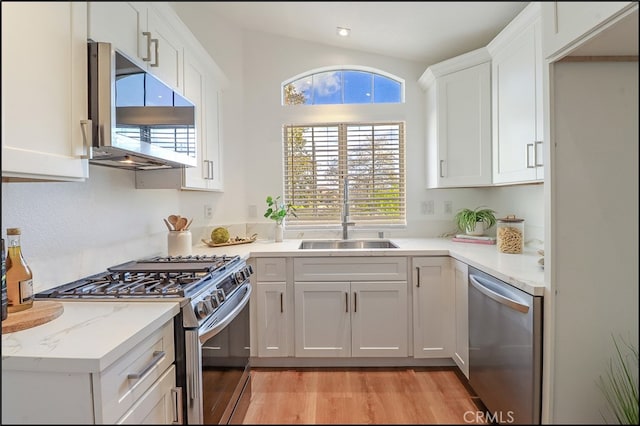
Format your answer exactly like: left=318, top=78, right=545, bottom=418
left=496, top=215, right=525, bottom=254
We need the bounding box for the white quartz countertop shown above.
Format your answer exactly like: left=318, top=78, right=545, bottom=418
left=2, top=301, right=180, bottom=373
left=194, top=237, right=545, bottom=296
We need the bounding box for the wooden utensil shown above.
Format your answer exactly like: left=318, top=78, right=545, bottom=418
left=175, top=217, right=188, bottom=231
left=168, top=214, right=180, bottom=230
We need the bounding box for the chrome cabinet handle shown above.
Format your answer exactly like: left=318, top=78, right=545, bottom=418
left=142, top=31, right=152, bottom=62
left=280, top=292, right=283, bottom=313
left=127, top=350, right=165, bottom=380
left=171, top=387, right=183, bottom=424
left=439, top=159, right=444, bottom=178
left=353, top=292, right=357, bottom=313
left=209, top=160, right=214, bottom=180
left=535, top=141, right=543, bottom=167
left=80, top=119, right=92, bottom=159
left=203, top=160, right=210, bottom=179
left=150, top=37, right=159, bottom=67
left=345, top=292, right=349, bottom=313
left=526, top=143, right=535, bottom=168
left=416, top=267, right=420, bottom=287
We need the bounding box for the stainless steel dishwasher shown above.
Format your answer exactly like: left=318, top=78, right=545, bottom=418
left=468, top=266, right=542, bottom=424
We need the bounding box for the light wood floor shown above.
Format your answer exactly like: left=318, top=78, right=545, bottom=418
left=242, top=367, right=487, bottom=424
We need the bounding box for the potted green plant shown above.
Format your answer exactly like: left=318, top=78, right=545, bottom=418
left=597, top=335, right=638, bottom=424
left=264, top=195, right=297, bottom=242
left=454, top=206, right=496, bottom=236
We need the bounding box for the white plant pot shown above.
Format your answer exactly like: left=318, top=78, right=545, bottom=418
left=274, top=223, right=284, bottom=242
left=466, top=222, right=485, bottom=236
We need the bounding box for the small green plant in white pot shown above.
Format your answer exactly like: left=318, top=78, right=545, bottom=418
left=454, top=206, right=496, bottom=236
left=264, top=195, right=297, bottom=242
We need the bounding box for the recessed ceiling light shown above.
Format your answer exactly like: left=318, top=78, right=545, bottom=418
left=336, top=27, right=351, bottom=37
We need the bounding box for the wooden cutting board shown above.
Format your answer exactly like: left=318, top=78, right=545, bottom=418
left=2, top=301, right=64, bottom=333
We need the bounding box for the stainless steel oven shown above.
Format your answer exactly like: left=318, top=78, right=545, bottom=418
left=35, top=254, right=253, bottom=425
left=185, top=282, right=251, bottom=424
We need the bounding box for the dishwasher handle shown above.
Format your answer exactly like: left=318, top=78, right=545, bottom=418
left=469, top=274, right=529, bottom=313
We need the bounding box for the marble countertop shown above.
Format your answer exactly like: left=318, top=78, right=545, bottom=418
left=2, top=237, right=543, bottom=373
left=194, top=237, right=545, bottom=296
left=1, top=301, right=180, bottom=373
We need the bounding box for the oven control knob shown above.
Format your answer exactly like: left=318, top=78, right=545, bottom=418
left=195, top=300, right=211, bottom=319
left=244, top=266, right=253, bottom=277
left=204, top=295, right=218, bottom=312
left=235, top=271, right=244, bottom=283
left=216, top=289, right=225, bottom=303
left=207, top=294, right=218, bottom=309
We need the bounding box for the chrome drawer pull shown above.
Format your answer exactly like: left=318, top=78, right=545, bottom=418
left=127, top=350, right=166, bottom=380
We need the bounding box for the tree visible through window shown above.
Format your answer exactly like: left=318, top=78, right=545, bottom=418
left=283, top=122, right=405, bottom=225
left=283, top=68, right=403, bottom=105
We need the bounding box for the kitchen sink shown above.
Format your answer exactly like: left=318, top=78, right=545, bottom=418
left=298, top=239, right=399, bottom=250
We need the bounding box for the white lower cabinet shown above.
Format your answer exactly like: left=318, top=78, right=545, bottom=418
left=293, top=257, right=408, bottom=358
left=256, top=282, right=290, bottom=357
left=255, top=258, right=292, bottom=357
left=117, top=364, right=177, bottom=424
left=294, top=281, right=408, bottom=357
left=2, top=319, right=179, bottom=424
left=412, top=257, right=454, bottom=358
left=452, top=259, right=469, bottom=378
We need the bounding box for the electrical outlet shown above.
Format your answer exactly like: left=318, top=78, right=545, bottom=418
left=421, top=200, right=435, bottom=215
left=204, top=205, right=213, bottom=219
left=444, top=201, right=453, bottom=215
left=248, top=204, right=257, bottom=218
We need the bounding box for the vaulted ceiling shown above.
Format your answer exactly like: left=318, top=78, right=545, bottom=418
left=173, top=1, right=529, bottom=66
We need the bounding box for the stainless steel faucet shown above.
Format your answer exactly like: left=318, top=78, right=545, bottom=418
left=342, top=176, right=355, bottom=239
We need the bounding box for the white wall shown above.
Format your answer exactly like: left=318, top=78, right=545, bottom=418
left=1, top=3, right=544, bottom=293
left=549, top=60, right=638, bottom=424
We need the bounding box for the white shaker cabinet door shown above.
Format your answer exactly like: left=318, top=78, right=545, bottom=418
left=452, top=259, right=469, bottom=378
left=421, top=49, right=492, bottom=189
left=351, top=281, right=408, bottom=357
left=88, top=2, right=146, bottom=67
left=2, top=2, right=89, bottom=181
left=294, top=281, right=351, bottom=357
left=256, top=282, right=290, bottom=357
left=490, top=3, right=544, bottom=184
left=412, top=257, right=454, bottom=358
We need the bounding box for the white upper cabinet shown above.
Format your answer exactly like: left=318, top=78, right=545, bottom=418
left=89, top=2, right=229, bottom=191
left=488, top=2, right=544, bottom=185
left=419, top=48, right=492, bottom=188
left=2, top=2, right=90, bottom=182
left=542, top=1, right=636, bottom=60
left=88, top=2, right=183, bottom=93
left=135, top=46, right=225, bottom=192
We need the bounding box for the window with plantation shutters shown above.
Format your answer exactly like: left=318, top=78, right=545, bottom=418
left=283, top=122, right=405, bottom=225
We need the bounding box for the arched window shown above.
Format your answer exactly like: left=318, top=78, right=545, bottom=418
left=283, top=67, right=404, bottom=105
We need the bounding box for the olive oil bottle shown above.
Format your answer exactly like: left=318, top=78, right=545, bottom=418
left=6, top=228, right=34, bottom=312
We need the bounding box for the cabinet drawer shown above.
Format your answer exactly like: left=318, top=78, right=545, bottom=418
left=117, top=364, right=177, bottom=424
left=294, top=257, right=407, bottom=281
left=96, top=319, right=175, bottom=424
left=256, top=257, right=287, bottom=281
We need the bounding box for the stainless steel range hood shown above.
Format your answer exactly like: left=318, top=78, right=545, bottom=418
left=88, top=41, right=197, bottom=171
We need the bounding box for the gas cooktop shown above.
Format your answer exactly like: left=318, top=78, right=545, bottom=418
left=35, top=254, right=244, bottom=300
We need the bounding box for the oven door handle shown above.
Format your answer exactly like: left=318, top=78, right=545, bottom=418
left=198, top=283, right=252, bottom=344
